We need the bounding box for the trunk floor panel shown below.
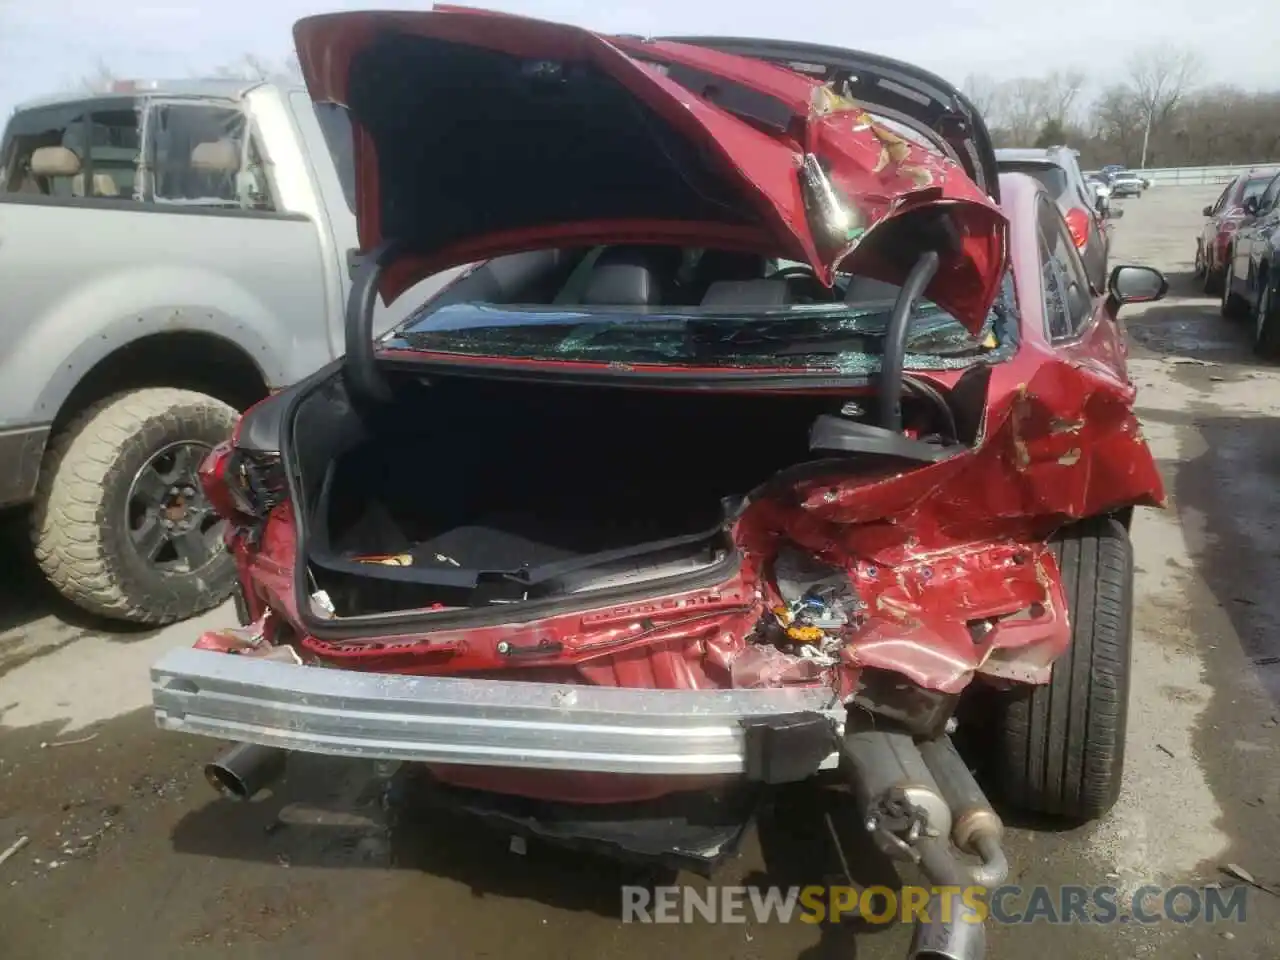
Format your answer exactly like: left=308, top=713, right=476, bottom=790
left=295, top=376, right=862, bottom=616
left=355, top=511, right=716, bottom=572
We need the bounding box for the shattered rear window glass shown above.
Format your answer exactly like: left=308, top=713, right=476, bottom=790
left=148, top=102, right=247, bottom=204
left=387, top=272, right=1018, bottom=374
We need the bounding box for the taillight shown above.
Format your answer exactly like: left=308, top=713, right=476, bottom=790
left=199, top=441, right=286, bottom=521
left=1064, top=208, right=1090, bottom=250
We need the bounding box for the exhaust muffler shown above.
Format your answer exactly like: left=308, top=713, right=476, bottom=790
left=917, top=736, right=1008, bottom=888
left=841, top=726, right=1008, bottom=960
left=204, top=742, right=287, bottom=800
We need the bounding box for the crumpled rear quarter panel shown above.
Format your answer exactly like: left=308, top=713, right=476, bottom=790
left=211, top=105, right=1162, bottom=717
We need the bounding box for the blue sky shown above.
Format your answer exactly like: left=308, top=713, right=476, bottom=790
left=1, top=1, right=1274, bottom=118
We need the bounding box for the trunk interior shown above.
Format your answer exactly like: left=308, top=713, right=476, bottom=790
left=292, top=371, right=863, bottom=618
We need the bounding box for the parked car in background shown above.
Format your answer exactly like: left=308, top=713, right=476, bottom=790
left=1107, top=170, right=1147, bottom=198
left=1196, top=168, right=1276, bottom=294
left=1085, top=173, right=1112, bottom=216
left=0, top=78, right=449, bottom=624
left=996, top=146, right=1110, bottom=290
left=1221, top=168, right=1280, bottom=357
left=153, top=16, right=1168, bottom=960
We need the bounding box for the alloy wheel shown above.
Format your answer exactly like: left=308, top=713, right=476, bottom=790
left=125, top=441, right=224, bottom=574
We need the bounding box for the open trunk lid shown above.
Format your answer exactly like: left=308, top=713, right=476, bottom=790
left=292, top=6, right=1007, bottom=334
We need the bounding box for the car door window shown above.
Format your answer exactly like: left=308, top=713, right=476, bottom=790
left=1210, top=184, right=1230, bottom=215
left=1037, top=195, right=1093, bottom=340
left=1257, top=175, right=1280, bottom=216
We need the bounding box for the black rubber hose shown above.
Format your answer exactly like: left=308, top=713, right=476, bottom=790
left=344, top=239, right=401, bottom=404
left=879, top=251, right=940, bottom=433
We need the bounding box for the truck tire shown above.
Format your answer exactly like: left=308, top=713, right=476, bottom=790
left=31, top=388, right=239, bottom=625
left=998, top=517, right=1134, bottom=821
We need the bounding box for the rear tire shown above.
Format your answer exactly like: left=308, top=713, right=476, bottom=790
left=1221, top=254, right=1249, bottom=319
left=31, top=388, right=239, bottom=625
left=998, top=517, right=1134, bottom=821
left=1254, top=280, right=1280, bottom=360
left=1202, top=260, right=1223, bottom=296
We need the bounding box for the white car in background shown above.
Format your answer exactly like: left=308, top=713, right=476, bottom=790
left=1108, top=170, right=1148, bottom=198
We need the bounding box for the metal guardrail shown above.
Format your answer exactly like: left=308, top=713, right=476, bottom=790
left=1085, top=163, right=1276, bottom=187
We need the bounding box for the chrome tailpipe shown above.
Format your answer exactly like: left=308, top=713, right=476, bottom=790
left=908, top=874, right=986, bottom=960
left=840, top=727, right=1008, bottom=960
left=204, top=742, right=287, bottom=800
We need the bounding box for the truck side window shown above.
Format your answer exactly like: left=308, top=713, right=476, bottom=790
left=0, top=99, right=140, bottom=200
left=146, top=102, right=275, bottom=212
left=312, top=102, right=356, bottom=213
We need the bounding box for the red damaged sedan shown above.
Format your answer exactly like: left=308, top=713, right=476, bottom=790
left=152, top=8, right=1167, bottom=958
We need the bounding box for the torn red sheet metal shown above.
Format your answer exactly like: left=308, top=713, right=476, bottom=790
left=211, top=173, right=1162, bottom=715
left=292, top=6, right=1007, bottom=331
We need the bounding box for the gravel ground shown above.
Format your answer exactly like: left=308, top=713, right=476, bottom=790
left=2, top=184, right=1279, bottom=960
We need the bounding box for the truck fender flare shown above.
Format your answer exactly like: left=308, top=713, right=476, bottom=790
left=28, top=305, right=289, bottom=425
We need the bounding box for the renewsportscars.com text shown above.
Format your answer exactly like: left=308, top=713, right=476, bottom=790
left=621, top=884, right=1248, bottom=926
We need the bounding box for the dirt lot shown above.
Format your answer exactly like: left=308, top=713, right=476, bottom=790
left=3, top=184, right=1280, bottom=960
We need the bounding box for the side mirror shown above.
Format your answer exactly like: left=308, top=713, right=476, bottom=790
left=1108, top=264, right=1167, bottom=305
left=1202, top=205, right=1214, bottom=217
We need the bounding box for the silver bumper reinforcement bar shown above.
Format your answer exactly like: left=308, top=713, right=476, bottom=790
left=152, top=648, right=844, bottom=776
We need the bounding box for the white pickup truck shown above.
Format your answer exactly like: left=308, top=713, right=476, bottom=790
left=0, top=79, right=453, bottom=624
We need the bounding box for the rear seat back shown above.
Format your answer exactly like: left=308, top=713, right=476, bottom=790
left=70, top=173, right=120, bottom=197
left=700, top=278, right=788, bottom=308
left=580, top=246, right=680, bottom=306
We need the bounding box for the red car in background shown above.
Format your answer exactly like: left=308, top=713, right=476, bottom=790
left=1197, top=169, right=1277, bottom=294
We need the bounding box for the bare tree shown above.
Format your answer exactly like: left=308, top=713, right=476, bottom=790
left=1127, top=46, right=1201, bottom=166
left=956, top=56, right=1280, bottom=168
left=1042, top=69, right=1087, bottom=127
left=1002, top=77, right=1050, bottom=145
left=80, top=58, right=118, bottom=93
left=1088, top=85, right=1144, bottom=164
left=961, top=73, right=1008, bottom=127
left=211, top=53, right=303, bottom=83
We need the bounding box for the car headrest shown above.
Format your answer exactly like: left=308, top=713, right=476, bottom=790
left=695, top=250, right=767, bottom=284
left=190, top=140, right=240, bottom=173
left=30, top=146, right=81, bottom=177
left=581, top=246, right=678, bottom=306
left=700, top=279, right=789, bottom=308
left=843, top=275, right=902, bottom=304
